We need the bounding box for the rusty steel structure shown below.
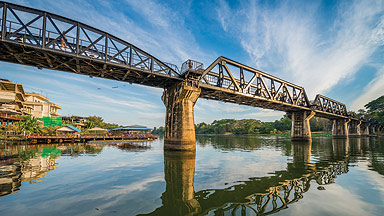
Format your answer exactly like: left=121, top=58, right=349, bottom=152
left=0, top=2, right=182, bottom=88
left=312, top=94, right=349, bottom=119
left=196, top=56, right=311, bottom=112
left=0, top=2, right=382, bottom=145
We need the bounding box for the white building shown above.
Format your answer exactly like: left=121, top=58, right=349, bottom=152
left=24, top=93, right=62, bottom=118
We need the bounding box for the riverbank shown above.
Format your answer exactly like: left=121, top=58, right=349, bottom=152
left=196, top=132, right=333, bottom=137
left=1, top=134, right=158, bottom=144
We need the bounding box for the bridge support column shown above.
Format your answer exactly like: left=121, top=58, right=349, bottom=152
left=290, top=111, right=315, bottom=141
left=348, top=120, right=361, bottom=137
left=162, top=83, right=201, bottom=151
left=369, top=125, right=376, bottom=135
left=360, top=123, right=370, bottom=136
left=332, top=119, right=349, bottom=138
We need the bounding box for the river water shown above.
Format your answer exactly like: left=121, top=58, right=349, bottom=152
left=0, top=136, right=383, bottom=216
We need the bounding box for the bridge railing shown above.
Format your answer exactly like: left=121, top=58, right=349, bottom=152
left=181, top=59, right=204, bottom=74
left=0, top=1, right=181, bottom=79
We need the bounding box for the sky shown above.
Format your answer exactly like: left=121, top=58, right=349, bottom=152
left=1, top=0, right=384, bottom=128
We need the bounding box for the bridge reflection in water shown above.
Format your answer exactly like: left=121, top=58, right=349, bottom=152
left=143, top=138, right=359, bottom=216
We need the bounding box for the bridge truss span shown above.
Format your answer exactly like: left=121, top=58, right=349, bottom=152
left=197, top=56, right=311, bottom=112
left=0, top=1, right=182, bottom=88
left=312, top=94, right=349, bottom=119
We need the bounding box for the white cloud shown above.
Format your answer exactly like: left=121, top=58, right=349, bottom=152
left=350, top=66, right=384, bottom=110
left=216, top=0, right=384, bottom=99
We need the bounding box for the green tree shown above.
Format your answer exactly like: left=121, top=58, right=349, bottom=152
left=152, top=126, right=165, bottom=135
left=18, top=116, right=42, bottom=135
left=365, top=96, right=384, bottom=113
left=364, top=95, right=384, bottom=124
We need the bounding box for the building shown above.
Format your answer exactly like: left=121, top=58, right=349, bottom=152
left=24, top=92, right=62, bottom=118
left=111, top=125, right=152, bottom=134
left=0, top=78, right=31, bottom=115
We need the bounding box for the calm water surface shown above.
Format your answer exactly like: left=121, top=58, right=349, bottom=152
left=0, top=136, right=384, bottom=215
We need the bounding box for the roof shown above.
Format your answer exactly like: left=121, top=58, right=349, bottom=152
left=88, top=127, right=107, bottom=131
left=112, top=125, right=152, bottom=131
left=49, top=103, right=62, bottom=109
left=25, top=92, right=49, bottom=102
left=57, top=125, right=81, bottom=132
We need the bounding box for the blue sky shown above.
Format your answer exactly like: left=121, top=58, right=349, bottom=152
left=1, top=0, right=384, bottom=127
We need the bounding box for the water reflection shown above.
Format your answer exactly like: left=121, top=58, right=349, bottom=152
left=141, top=151, right=200, bottom=216
left=0, top=143, right=103, bottom=197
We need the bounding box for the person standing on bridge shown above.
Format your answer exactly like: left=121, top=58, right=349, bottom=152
left=60, top=31, right=67, bottom=51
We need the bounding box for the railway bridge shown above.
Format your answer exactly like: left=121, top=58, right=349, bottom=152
left=0, top=2, right=382, bottom=150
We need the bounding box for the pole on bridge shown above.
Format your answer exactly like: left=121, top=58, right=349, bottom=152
left=1, top=3, right=7, bottom=41
left=290, top=111, right=315, bottom=141
left=162, top=82, right=201, bottom=151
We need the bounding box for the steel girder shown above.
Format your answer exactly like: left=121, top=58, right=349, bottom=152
left=0, top=1, right=182, bottom=88
left=198, top=56, right=311, bottom=112
left=312, top=94, right=349, bottom=119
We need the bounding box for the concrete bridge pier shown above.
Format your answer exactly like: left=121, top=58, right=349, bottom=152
left=348, top=120, right=361, bottom=137
left=162, top=83, right=201, bottom=151
left=332, top=119, right=349, bottom=138
left=290, top=111, right=315, bottom=141
left=360, top=123, right=370, bottom=136
left=369, top=125, right=376, bottom=135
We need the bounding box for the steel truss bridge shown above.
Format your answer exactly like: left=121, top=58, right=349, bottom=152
left=0, top=2, right=382, bottom=129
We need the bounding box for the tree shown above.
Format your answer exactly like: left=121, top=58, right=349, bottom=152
left=364, top=95, right=384, bottom=124
left=365, top=96, right=384, bottom=113
left=356, top=109, right=367, bottom=117
left=84, top=116, right=119, bottom=129
left=152, top=126, right=165, bottom=135
left=18, top=116, right=42, bottom=135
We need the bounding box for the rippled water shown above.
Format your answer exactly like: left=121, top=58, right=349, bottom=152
left=0, top=136, right=383, bottom=215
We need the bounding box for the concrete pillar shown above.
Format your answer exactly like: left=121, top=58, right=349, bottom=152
left=332, top=119, right=349, bottom=138
left=348, top=120, right=361, bottom=137
left=378, top=126, right=383, bottom=135
left=290, top=111, right=315, bottom=141
left=148, top=151, right=200, bottom=215
left=360, top=123, right=370, bottom=136
left=162, top=83, right=201, bottom=151
left=369, top=125, right=376, bottom=135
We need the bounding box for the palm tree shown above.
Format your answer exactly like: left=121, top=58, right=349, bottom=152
left=18, top=116, right=42, bottom=135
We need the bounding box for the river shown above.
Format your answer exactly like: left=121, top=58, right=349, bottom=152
left=0, top=135, right=383, bottom=215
